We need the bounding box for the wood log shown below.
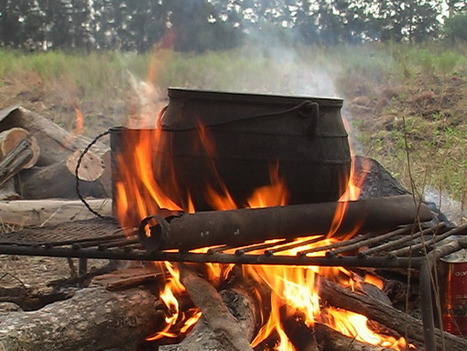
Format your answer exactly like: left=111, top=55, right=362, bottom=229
left=0, top=286, right=161, bottom=351
left=180, top=264, right=255, bottom=350
left=314, top=323, right=393, bottom=351
left=0, top=105, right=108, bottom=166
left=319, top=277, right=467, bottom=351
left=0, top=198, right=112, bottom=226
left=18, top=149, right=106, bottom=199
left=0, top=179, right=19, bottom=200
left=159, top=264, right=257, bottom=351
left=280, top=307, right=318, bottom=351
left=0, top=138, right=34, bottom=186
left=0, top=127, right=40, bottom=169
left=0, top=133, right=38, bottom=200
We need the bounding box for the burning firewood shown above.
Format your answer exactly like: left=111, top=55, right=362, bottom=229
left=314, top=323, right=393, bottom=351
left=160, top=264, right=256, bottom=351
left=280, top=306, right=319, bottom=351
left=319, top=277, right=467, bottom=351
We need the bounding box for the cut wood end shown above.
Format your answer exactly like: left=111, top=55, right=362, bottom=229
left=0, top=127, right=41, bottom=169
left=22, top=136, right=40, bottom=169
left=67, top=150, right=105, bottom=181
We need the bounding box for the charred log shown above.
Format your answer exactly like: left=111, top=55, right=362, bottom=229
left=280, top=306, right=318, bottom=351
left=314, top=323, right=393, bottom=351
left=162, top=264, right=256, bottom=351
left=319, top=277, right=467, bottom=351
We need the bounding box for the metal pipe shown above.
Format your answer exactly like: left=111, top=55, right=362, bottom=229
left=138, top=195, right=433, bottom=251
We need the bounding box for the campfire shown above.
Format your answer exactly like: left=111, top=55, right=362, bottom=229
left=106, top=88, right=454, bottom=350
left=0, top=90, right=466, bottom=351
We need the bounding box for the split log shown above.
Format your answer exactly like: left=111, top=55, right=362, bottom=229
left=160, top=264, right=257, bottom=351
left=280, top=307, right=318, bottom=351
left=0, top=198, right=112, bottom=226
left=0, top=127, right=40, bottom=169
left=0, top=286, right=161, bottom=351
left=0, top=106, right=112, bottom=197
left=139, top=195, right=434, bottom=251
left=92, top=266, right=162, bottom=291
left=0, top=180, right=19, bottom=200
left=314, top=323, right=393, bottom=351
left=0, top=105, right=108, bottom=166
left=0, top=131, right=39, bottom=200
left=0, top=138, right=34, bottom=186
left=18, top=149, right=106, bottom=199
left=319, top=277, right=467, bottom=351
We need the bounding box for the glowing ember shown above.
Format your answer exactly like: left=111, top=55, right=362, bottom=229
left=114, top=80, right=413, bottom=350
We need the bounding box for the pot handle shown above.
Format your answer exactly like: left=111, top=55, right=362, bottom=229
left=298, top=101, right=319, bottom=137
left=160, top=100, right=319, bottom=135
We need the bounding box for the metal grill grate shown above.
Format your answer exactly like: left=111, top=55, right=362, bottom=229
left=1, top=218, right=466, bottom=351
left=0, top=218, right=466, bottom=268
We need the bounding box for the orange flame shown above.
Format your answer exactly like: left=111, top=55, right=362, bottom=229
left=72, top=105, right=85, bottom=136
left=321, top=307, right=413, bottom=350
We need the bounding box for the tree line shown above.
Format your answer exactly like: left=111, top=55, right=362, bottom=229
left=0, top=0, right=465, bottom=53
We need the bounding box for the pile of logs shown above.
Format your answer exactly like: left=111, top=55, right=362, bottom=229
left=2, top=263, right=467, bottom=351
left=0, top=105, right=112, bottom=226
left=0, top=105, right=111, bottom=200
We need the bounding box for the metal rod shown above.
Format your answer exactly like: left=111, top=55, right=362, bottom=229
left=390, top=223, right=467, bottom=256
left=265, top=235, right=325, bottom=255
left=361, top=223, right=446, bottom=256
left=419, top=261, right=437, bottom=351
left=78, top=258, right=88, bottom=276
left=43, top=233, right=128, bottom=247
left=235, top=239, right=291, bottom=255
left=0, top=244, right=427, bottom=268
left=98, top=238, right=139, bottom=250
left=331, top=225, right=416, bottom=256
left=298, top=225, right=413, bottom=256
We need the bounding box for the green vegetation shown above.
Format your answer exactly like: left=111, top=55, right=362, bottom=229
left=0, top=43, right=465, bottom=218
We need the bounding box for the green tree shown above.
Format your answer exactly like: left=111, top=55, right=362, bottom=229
left=444, top=12, right=467, bottom=43
left=0, top=0, right=46, bottom=49
left=125, top=0, right=166, bottom=52
left=169, top=0, right=241, bottom=52
left=372, top=0, right=441, bottom=42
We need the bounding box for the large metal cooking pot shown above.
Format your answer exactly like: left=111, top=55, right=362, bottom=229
left=159, top=88, right=350, bottom=209
left=111, top=88, right=351, bottom=212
